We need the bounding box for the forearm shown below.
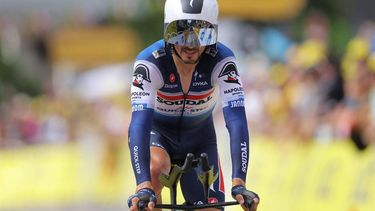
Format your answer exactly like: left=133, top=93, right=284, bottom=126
left=229, top=132, right=249, bottom=182
left=224, top=107, right=250, bottom=182
left=128, top=109, right=154, bottom=185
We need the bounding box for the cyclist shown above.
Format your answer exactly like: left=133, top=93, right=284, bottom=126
left=128, top=0, right=259, bottom=210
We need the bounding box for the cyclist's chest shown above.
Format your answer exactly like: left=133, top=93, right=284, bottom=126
left=155, top=67, right=216, bottom=116
left=159, top=67, right=213, bottom=95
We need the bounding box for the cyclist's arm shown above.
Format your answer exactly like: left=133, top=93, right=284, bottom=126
left=128, top=61, right=163, bottom=186
left=212, top=56, right=249, bottom=183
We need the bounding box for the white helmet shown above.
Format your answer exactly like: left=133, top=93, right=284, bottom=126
left=164, top=0, right=219, bottom=47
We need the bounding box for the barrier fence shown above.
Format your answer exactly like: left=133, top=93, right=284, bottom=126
left=0, top=139, right=374, bottom=211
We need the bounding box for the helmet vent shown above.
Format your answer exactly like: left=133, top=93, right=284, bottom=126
left=181, top=0, right=203, bottom=14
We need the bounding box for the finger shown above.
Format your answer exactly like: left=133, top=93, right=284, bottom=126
left=130, top=204, right=136, bottom=211
left=250, top=203, right=258, bottom=211
left=252, top=203, right=258, bottom=211
left=130, top=197, right=140, bottom=211
left=242, top=204, right=249, bottom=211
left=235, top=194, right=249, bottom=211
left=251, top=198, right=259, bottom=211
left=235, top=194, right=245, bottom=205
left=148, top=201, right=155, bottom=210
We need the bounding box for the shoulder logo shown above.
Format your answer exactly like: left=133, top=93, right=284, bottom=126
left=152, top=49, right=166, bottom=59
left=218, top=62, right=241, bottom=85
left=133, top=64, right=151, bottom=90
left=205, top=46, right=218, bottom=57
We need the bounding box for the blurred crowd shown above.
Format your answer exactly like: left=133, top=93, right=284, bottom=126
left=0, top=92, right=130, bottom=146
left=238, top=11, right=375, bottom=149
left=0, top=9, right=375, bottom=152
left=0, top=9, right=131, bottom=152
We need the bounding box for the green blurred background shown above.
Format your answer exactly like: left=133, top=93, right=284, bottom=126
left=0, top=0, right=374, bottom=210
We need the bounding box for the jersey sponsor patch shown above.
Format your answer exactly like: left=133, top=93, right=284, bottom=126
left=131, top=92, right=151, bottom=100
left=193, top=71, right=206, bottom=81
left=192, top=72, right=208, bottom=87
left=156, top=94, right=213, bottom=106
left=218, top=62, right=241, bottom=85
left=133, top=64, right=151, bottom=90
left=223, top=87, right=243, bottom=95
left=152, top=49, right=166, bottom=59
left=132, top=145, right=141, bottom=174
left=240, top=141, right=248, bottom=173
left=192, top=81, right=208, bottom=87
left=208, top=198, right=219, bottom=204
left=132, top=103, right=147, bottom=112
left=169, top=73, right=176, bottom=83
left=228, top=98, right=244, bottom=108
left=164, top=83, right=178, bottom=89
left=204, top=46, right=218, bottom=57
left=155, top=89, right=215, bottom=116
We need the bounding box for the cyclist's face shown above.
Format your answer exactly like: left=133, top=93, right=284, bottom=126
left=174, top=45, right=205, bottom=64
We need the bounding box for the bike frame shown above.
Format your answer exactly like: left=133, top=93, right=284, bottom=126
left=155, top=153, right=239, bottom=210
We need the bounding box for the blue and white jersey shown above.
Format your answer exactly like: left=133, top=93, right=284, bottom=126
left=129, top=40, right=249, bottom=185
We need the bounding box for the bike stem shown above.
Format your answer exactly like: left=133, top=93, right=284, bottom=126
left=198, top=153, right=218, bottom=203
left=158, top=153, right=219, bottom=210
left=159, top=153, right=196, bottom=211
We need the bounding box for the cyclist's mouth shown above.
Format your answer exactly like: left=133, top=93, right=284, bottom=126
left=182, top=48, right=198, bottom=55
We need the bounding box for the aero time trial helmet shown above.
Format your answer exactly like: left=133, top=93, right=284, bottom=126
left=164, top=0, right=219, bottom=47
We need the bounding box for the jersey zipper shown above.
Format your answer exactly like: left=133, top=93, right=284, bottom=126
left=177, top=93, right=187, bottom=142
left=176, top=71, right=195, bottom=142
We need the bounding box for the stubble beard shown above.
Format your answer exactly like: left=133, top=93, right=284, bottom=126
left=180, top=47, right=200, bottom=64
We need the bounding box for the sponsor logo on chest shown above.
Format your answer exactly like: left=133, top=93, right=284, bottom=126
left=164, top=84, right=178, bottom=89
left=192, top=81, right=209, bottom=87
left=157, top=95, right=212, bottom=106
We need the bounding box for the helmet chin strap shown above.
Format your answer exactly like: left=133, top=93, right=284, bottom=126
left=171, top=45, right=204, bottom=65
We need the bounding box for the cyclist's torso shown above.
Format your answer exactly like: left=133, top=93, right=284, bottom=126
left=132, top=40, right=243, bottom=143
left=129, top=40, right=249, bottom=185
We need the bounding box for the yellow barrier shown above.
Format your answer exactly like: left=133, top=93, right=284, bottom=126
left=247, top=140, right=375, bottom=211
left=0, top=144, right=80, bottom=208
left=0, top=140, right=374, bottom=210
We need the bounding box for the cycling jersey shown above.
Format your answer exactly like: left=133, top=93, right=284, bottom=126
left=128, top=40, right=250, bottom=186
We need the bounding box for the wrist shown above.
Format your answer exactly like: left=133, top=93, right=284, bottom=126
left=232, top=178, right=246, bottom=187
left=136, top=181, right=153, bottom=192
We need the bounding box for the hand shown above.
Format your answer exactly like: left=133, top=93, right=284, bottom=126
left=127, top=188, right=157, bottom=211
left=231, top=185, right=260, bottom=211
